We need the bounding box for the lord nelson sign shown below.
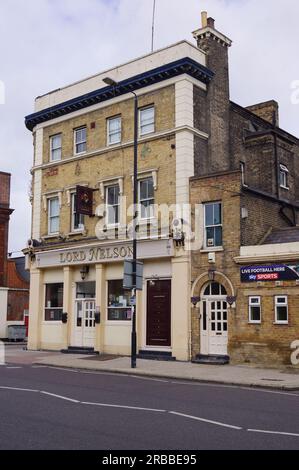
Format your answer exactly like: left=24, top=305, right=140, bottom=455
left=35, top=240, right=173, bottom=268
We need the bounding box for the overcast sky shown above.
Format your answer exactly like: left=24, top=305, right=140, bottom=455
left=0, top=0, right=298, bottom=254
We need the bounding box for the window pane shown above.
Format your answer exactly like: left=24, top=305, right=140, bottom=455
left=276, top=297, right=287, bottom=304
left=203, top=301, right=207, bottom=331
left=277, top=306, right=288, bottom=322
left=108, top=280, right=131, bottom=321
left=45, top=284, right=63, bottom=308
left=107, top=186, right=119, bottom=205
left=50, top=216, right=59, bottom=234
left=49, top=198, right=59, bottom=217
left=250, top=306, right=261, bottom=322
left=51, top=135, right=61, bottom=149
left=211, top=282, right=220, bottom=295
left=205, top=204, right=214, bottom=226
left=214, top=226, right=223, bottom=247
left=206, top=227, right=215, bottom=245
left=76, top=142, right=86, bottom=153
left=140, top=107, right=155, bottom=135
left=51, top=148, right=61, bottom=161
left=214, top=203, right=222, bottom=225
left=45, top=309, right=63, bottom=321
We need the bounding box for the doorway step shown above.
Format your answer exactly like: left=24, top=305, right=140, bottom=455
left=137, top=350, right=176, bottom=361
left=192, top=354, right=230, bottom=365
left=61, top=347, right=99, bottom=355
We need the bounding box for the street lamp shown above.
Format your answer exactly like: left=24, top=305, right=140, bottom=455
left=103, top=77, right=138, bottom=369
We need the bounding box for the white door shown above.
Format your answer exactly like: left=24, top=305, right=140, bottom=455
left=200, top=298, right=228, bottom=356
left=74, top=299, right=96, bottom=348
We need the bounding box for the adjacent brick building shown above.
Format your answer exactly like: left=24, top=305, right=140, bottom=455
left=190, top=14, right=299, bottom=365
left=0, top=172, right=30, bottom=339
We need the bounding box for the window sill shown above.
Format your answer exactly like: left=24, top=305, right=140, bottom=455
left=43, top=234, right=60, bottom=240
left=138, top=218, right=158, bottom=226
left=200, top=247, right=224, bottom=253
left=280, top=186, right=289, bottom=191
left=248, top=322, right=261, bottom=325
left=273, top=322, right=289, bottom=325
left=67, top=230, right=86, bottom=237
left=74, top=151, right=87, bottom=157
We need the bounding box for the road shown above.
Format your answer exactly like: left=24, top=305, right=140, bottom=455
left=0, top=347, right=299, bottom=450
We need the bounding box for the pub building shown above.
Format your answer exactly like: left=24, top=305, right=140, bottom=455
left=25, top=13, right=299, bottom=364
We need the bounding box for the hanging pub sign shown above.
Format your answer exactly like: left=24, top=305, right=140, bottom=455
left=241, top=265, right=299, bottom=283
left=76, top=186, right=94, bottom=216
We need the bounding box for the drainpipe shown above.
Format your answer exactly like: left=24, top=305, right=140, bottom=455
left=273, top=111, right=280, bottom=199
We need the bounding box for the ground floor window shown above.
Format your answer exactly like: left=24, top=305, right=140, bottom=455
left=249, top=296, right=261, bottom=323
left=275, top=296, right=288, bottom=324
left=107, top=280, right=131, bottom=321
left=45, top=283, right=63, bottom=321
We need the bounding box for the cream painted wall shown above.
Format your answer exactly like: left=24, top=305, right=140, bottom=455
left=171, top=254, right=191, bottom=361
left=175, top=79, right=194, bottom=206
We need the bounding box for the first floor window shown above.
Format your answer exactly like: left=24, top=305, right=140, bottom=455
left=107, top=116, right=121, bottom=145
left=107, top=280, right=132, bottom=321
left=50, top=134, right=62, bottom=162
left=139, top=106, right=155, bottom=136
left=71, top=193, right=84, bottom=232
left=48, top=197, right=60, bottom=234
left=275, top=296, right=288, bottom=324
left=279, top=164, right=289, bottom=189
left=106, top=184, right=120, bottom=225
left=249, top=296, right=261, bottom=323
left=139, top=177, right=155, bottom=219
left=204, top=202, right=222, bottom=248
left=45, top=284, right=63, bottom=321
left=74, top=127, right=87, bottom=154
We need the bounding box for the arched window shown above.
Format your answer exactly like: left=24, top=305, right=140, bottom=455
left=203, top=282, right=227, bottom=297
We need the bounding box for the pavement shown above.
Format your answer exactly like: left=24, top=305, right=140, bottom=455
left=31, top=350, right=299, bottom=391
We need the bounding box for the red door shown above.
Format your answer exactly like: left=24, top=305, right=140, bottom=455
left=146, top=280, right=171, bottom=347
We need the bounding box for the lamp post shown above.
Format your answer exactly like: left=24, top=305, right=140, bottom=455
left=103, top=77, right=138, bottom=369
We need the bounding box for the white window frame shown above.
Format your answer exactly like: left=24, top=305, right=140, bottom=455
left=138, top=177, right=155, bottom=221
left=107, top=116, right=122, bottom=146
left=204, top=202, right=223, bottom=249
left=279, top=164, right=289, bottom=190
left=139, top=106, right=155, bottom=136
left=249, top=296, right=261, bottom=324
left=275, top=296, right=288, bottom=324
left=74, top=127, right=87, bottom=155
left=71, top=193, right=85, bottom=233
left=105, top=184, right=120, bottom=227
left=48, top=197, right=60, bottom=235
left=50, top=134, right=62, bottom=162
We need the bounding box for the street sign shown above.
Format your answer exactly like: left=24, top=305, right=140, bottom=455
left=123, top=260, right=144, bottom=291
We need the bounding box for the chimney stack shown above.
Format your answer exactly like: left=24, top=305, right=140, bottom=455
left=207, top=17, right=215, bottom=29
left=201, top=11, right=208, bottom=28
left=192, top=13, right=233, bottom=173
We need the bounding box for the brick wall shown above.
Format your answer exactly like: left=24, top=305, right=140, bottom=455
left=0, top=172, right=11, bottom=287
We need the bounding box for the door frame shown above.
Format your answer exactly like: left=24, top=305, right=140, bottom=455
left=145, top=278, right=172, bottom=350
left=73, top=298, right=96, bottom=348
left=200, top=295, right=228, bottom=356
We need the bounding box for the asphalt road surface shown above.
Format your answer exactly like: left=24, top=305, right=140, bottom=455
left=1, top=354, right=299, bottom=449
